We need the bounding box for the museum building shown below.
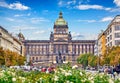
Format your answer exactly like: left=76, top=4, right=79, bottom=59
left=21, top=12, right=96, bottom=64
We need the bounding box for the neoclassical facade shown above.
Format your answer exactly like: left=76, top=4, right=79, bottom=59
left=22, top=12, right=95, bottom=64
left=0, top=26, right=24, bottom=55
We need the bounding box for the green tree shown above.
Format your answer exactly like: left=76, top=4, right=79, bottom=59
left=88, top=55, right=97, bottom=67
left=77, top=54, right=89, bottom=68
left=17, top=55, right=25, bottom=65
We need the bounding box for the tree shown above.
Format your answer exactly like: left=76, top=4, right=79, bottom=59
left=77, top=53, right=97, bottom=68
left=0, top=47, right=5, bottom=66
left=0, top=47, right=26, bottom=67
left=88, top=55, right=97, bottom=67
left=77, top=54, right=89, bottom=68
left=17, top=55, right=25, bottom=65
left=101, top=46, right=120, bottom=66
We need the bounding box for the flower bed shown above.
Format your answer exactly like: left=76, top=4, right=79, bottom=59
left=0, top=65, right=120, bottom=83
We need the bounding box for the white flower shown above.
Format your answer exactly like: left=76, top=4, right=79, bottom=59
left=12, top=72, right=15, bottom=76
left=19, top=76, right=22, bottom=79
left=88, top=76, right=94, bottom=83
left=1, top=70, right=5, bottom=73
left=66, top=80, right=70, bottom=83
left=72, top=65, right=78, bottom=69
left=119, top=77, right=120, bottom=80
left=91, top=80, right=94, bottom=83
left=7, top=71, right=11, bottom=74
left=65, top=72, right=72, bottom=76
left=114, top=72, right=117, bottom=76
left=54, top=76, right=59, bottom=81
left=46, top=70, right=49, bottom=73
left=12, top=78, right=16, bottom=82
left=66, top=80, right=73, bottom=83
left=39, top=78, right=42, bottom=80
left=80, top=72, right=83, bottom=76
left=109, top=79, right=114, bottom=83
left=39, top=78, right=42, bottom=83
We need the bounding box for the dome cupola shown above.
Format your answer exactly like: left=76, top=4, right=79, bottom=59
left=55, top=12, right=67, bottom=25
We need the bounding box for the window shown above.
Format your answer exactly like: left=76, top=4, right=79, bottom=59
left=110, top=28, right=112, bottom=33
left=32, top=57, right=34, bottom=60
left=36, top=57, right=38, bottom=61
left=110, top=42, right=112, bottom=46
left=115, top=33, right=120, bottom=38
left=110, top=35, right=112, bottom=40
left=107, top=37, right=109, bottom=42
left=115, top=25, right=120, bottom=31
left=115, top=40, right=120, bottom=45
left=63, top=56, right=66, bottom=61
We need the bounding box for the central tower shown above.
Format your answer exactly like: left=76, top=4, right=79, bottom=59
left=53, top=12, right=70, bottom=41
left=49, top=12, right=72, bottom=63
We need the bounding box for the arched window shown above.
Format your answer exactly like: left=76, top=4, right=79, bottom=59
left=63, top=56, right=66, bottom=61
left=0, top=33, right=2, bottom=37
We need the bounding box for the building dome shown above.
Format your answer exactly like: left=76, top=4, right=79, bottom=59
left=18, top=32, right=24, bottom=38
left=55, top=12, right=67, bottom=25
left=18, top=32, right=25, bottom=41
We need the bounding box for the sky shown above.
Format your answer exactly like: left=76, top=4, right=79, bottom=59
left=0, top=0, right=120, bottom=40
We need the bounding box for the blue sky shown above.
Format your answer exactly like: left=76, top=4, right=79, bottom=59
left=0, top=0, right=120, bottom=40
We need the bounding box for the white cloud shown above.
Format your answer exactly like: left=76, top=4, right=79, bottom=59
left=83, top=34, right=97, bottom=40
left=58, top=0, right=112, bottom=11
left=14, top=13, right=31, bottom=17
left=76, top=4, right=111, bottom=10
left=6, top=18, right=15, bottom=21
left=71, top=32, right=84, bottom=39
left=79, top=0, right=90, bottom=4
left=58, top=0, right=64, bottom=7
left=77, top=19, right=96, bottom=23
left=101, top=17, right=113, bottom=22
left=31, top=18, right=49, bottom=23
left=34, top=30, right=46, bottom=34
left=0, top=1, right=30, bottom=10
left=110, top=8, right=120, bottom=12
left=58, top=0, right=76, bottom=7
left=67, top=0, right=76, bottom=5
left=12, top=25, right=37, bottom=31
left=114, top=0, right=120, bottom=7
left=71, top=32, right=97, bottom=40
left=14, top=14, right=23, bottom=17
left=5, top=17, right=23, bottom=22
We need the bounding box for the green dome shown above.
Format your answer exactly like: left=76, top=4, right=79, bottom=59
left=55, top=12, right=67, bottom=25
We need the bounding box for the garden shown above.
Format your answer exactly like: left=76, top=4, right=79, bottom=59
left=0, top=64, right=120, bottom=83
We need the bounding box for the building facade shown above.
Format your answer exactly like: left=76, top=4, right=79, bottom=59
left=0, top=26, right=24, bottom=55
left=97, top=15, right=120, bottom=55
left=22, top=12, right=95, bottom=65
left=98, top=31, right=106, bottom=56
left=105, top=15, right=120, bottom=47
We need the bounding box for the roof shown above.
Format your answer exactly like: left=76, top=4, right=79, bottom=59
left=23, top=40, right=50, bottom=43
left=72, top=40, right=96, bottom=43
left=54, top=25, right=68, bottom=28
left=0, top=26, right=8, bottom=33
left=54, top=12, right=67, bottom=25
